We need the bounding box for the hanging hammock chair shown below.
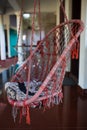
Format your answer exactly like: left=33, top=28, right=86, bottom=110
left=5, top=0, right=84, bottom=124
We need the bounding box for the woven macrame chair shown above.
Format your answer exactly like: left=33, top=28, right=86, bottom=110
left=5, top=0, right=84, bottom=125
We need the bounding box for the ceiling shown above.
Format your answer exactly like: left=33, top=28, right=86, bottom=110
left=0, top=0, right=57, bottom=35
left=0, top=0, right=13, bottom=14
left=0, top=0, right=57, bottom=14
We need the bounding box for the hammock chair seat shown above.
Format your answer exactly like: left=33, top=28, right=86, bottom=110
left=5, top=20, right=84, bottom=108
left=4, top=20, right=84, bottom=126
left=4, top=0, right=84, bottom=124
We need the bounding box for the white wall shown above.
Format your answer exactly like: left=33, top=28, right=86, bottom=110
left=79, top=0, right=87, bottom=89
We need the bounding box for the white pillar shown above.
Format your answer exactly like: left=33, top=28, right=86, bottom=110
left=0, top=15, right=6, bottom=60
left=65, top=0, right=72, bottom=20
left=6, top=15, right=11, bottom=57
left=56, top=0, right=60, bottom=25
left=3, top=15, right=11, bottom=57
left=65, top=0, right=72, bottom=72
left=16, top=12, right=23, bottom=64
left=79, top=0, right=87, bottom=89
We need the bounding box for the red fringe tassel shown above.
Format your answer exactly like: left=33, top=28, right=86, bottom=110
left=26, top=106, right=31, bottom=125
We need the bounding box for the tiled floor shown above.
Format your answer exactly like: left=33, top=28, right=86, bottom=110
left=0, top=68, right=87, bottom=130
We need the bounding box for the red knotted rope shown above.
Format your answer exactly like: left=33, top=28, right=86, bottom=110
left=38, top=0, right=41, bottom=40
left=26, top=0, right=41, bottom=98
left=60, top=0, right=79, bottom=59
left=17, top=0, right=24, bottom=46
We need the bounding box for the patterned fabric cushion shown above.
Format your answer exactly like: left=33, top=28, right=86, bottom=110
left=5, top=80, right=42, bottom=101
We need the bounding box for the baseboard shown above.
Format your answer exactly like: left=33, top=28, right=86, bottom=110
left=77, top=85, right=87, bottom=97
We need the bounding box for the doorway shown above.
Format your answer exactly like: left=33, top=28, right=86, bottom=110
left=71, top=0, right=81, bottom=80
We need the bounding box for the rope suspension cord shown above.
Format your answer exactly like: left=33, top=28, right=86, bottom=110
left=60, top=0, right=78, bottom=38
left=59, top=0, right=73, bottom=36
left=26, top=0, right=40, bottom=98
left=11, top=0, right=42, bottom=82
left=59, top=0, right=80, bottom=59
left=38, top=0, right=41, bottom=40
left=30, top=0, right=37, bottom=53
left=60, top=0, right=81, bottom=38
left=10, top=0, right=24, bottom=79
left=16, top=0, right=24, bottom=47
left=27, top=0, right=41, bottom=53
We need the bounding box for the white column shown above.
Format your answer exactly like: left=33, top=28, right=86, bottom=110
left=16, top=12, right=23, bottom=64
left=79, top=0, right=87, bottom=89
left=6, top=15, right=11, bottom=57
left=65, top=0, right=72, bottom=72
left=0, top=15, right=6, bottom=60
left=4, top=15, right=11, bottom=57
left=65, top=0, right=72, bottom=20
left=56, top=0, right=60, bottom=25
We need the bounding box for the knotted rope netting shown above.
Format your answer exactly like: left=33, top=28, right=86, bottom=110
left=5, top=20, right=84, bottom=123
left=5, top=0, right=84, bottom=125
